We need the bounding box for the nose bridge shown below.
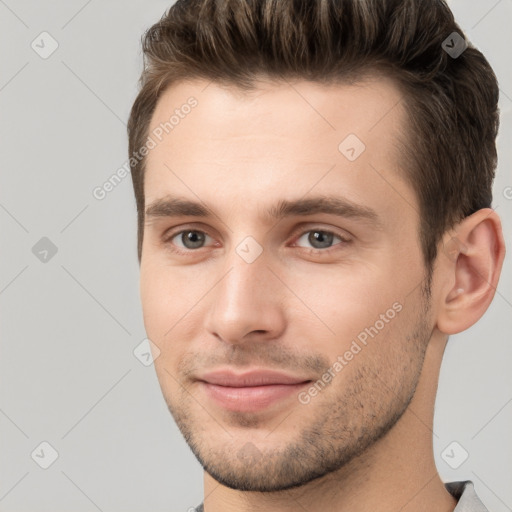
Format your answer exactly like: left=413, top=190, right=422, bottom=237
left=217, top=242, right=271, bottom=314
left=220, top=231, right=271, bottom=298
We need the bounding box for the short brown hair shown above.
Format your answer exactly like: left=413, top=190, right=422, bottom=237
left=128, top=0, right=500, bottom=271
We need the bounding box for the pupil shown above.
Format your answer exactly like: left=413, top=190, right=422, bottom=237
left=184, top=231, right=205, bottom=248
left=309, top=231, right=333, bottom=248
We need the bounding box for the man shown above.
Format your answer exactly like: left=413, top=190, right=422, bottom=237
left=127, top=0, right=506, bottom=510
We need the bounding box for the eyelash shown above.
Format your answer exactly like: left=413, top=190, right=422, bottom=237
left=162, top=226, right=351, bottom=256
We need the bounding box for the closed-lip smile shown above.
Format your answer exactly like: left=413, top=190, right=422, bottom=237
left=196, top=368, right=313, bottom=412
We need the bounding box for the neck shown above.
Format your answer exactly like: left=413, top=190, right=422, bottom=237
left=202, top=330, right=457, bottom=512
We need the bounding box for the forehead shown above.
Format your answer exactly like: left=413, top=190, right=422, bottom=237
left=147, top=75, right=406, bottom=152
left=143, top=76, right=413, bottom=224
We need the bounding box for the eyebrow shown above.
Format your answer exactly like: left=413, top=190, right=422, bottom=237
left=145, top=195, right=382, bottom=228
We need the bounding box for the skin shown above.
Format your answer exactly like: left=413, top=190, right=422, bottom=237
left=139, top=76, right=505, bottom=512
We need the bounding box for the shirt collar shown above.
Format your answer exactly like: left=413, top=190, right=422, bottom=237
left=445, top=481, right=489, bottom=512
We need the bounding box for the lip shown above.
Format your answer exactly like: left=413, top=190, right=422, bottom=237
left=198, top=369, right=312, bottom=387
left=197, top=369, right=312, bottom=412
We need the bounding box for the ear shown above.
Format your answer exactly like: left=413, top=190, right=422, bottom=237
left=435, top=208, right=506, bottom=335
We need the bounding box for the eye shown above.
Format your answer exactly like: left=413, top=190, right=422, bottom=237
left=162, top=226, right=350, bottom=256
left=168, top=229, right=214, bottom=250
left=294, top=229, right=349, bottom=250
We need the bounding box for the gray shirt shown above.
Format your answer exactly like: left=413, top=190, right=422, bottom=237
left=193, top=480, right=488, bottom=512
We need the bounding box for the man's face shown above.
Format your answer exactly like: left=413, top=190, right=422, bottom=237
left=140, top=77, right=433, bottom=491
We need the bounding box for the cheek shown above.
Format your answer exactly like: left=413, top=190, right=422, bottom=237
left=320, top=303, right=424, bottom=412
left=140, top=271, right=168, bottom=337
left=140, top=264, right=204, bottom=370
left=140, top=262, right=196, bottom=333
left=288, top=265, right=403, bottom=344
left=140, top=270, right=186, bottom=393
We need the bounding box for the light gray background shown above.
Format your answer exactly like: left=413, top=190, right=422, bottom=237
left=0, top=1, right=511, bottom=511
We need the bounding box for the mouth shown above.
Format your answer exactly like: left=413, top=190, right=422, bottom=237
left=196, top=369, right=313, bottom=412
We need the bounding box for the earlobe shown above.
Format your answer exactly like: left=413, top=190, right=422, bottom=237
left=436, top=208, right=506, bottom=335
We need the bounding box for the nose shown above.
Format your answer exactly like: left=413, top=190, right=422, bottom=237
left=203, top=247, right=287, bottom=346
